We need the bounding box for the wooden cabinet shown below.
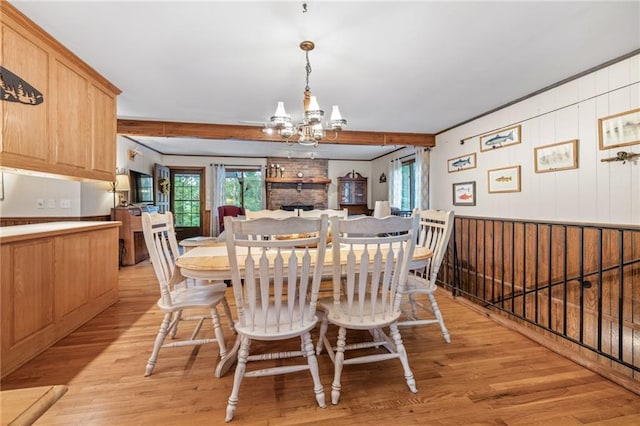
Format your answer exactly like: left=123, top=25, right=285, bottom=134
left=0, top=222, right=120, bottom=378
left=0, top=2, right=120, bottom=181
left=0, top=14, right=50, bottom=168
left=111, top=207, right=154, bottom=266
left=90, top=83, right=118, bottom=176
left=51, top=58, right=91, bottom=171
left=338, top=171, right=368, bottom=215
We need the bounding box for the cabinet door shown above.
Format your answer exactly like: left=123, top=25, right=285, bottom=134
left=51, top=58, right=90, bottom=170
left=55, top=233, right=91, bottom=318
left=90, top=228, right=119, bottom=298
left=90, top=83, right=116, bottom=177
left=1, top=239, right=56, bottom=374
left=353, top=181, right=366, bottom=204
left=340, top=181, right=352, bottom=203
left=0, top=20, right=49, bottom=166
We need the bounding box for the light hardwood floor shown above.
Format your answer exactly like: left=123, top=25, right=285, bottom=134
left=2, top=261, right=640, bottom=425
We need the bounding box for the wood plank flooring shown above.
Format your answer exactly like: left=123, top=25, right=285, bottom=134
left=2, top=261, right=640, bottom=425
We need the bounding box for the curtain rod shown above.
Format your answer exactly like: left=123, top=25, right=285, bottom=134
left=390, top=153, right=415, bottom=162
left=210, top=164, right=262, bottom=169
left=389, top=147, right=428, bottom=162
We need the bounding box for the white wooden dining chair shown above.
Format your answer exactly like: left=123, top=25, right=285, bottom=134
left=141, top=212, right=232, bottom=376
left=223, top=214, right=330, bottom=422
left=316, top=214, right=420, bottom=405
left=397, top=210, right=454, bottom=343
left=244, top=209, right=297, bottom=219
left=298, top=208, right=349, bottom=218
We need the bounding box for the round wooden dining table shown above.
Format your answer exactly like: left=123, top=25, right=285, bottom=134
left=169, top=241, right=433, bottom=377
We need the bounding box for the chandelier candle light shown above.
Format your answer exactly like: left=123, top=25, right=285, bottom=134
left=270, top=41, right=346, bottom=147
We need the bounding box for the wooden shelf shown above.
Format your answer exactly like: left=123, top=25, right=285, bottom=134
left=265, top=177, right=331, bottom=184
left=266, top=177, right=331, bottom=192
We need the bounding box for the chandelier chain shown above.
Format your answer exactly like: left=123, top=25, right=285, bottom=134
left=305, top=51, right=312, bottom=92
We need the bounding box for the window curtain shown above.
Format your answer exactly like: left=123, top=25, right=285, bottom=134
left=415, top=148, right=430, bottom=210
left=211, top=164, right=226, bottom=236
left=261, top=165, right=267, bottom=209
left=388, top=159, right=402, bottom=210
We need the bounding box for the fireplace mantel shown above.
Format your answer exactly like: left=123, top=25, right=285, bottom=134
left=265, top=177, right=331, bottom=192
left=265, top=157, right=329, bottom=209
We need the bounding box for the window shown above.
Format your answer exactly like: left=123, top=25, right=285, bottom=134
left=173, top=172, right=201, bottom=227
left=225, top=168, right=262, bottom=211
left=400, top=159, right=415, bottom=210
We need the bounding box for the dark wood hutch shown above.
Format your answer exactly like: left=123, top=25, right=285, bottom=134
left=338, top=171, right=368, bottom=215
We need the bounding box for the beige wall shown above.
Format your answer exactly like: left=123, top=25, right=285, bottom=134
left=430, top=54, right=639, bottom=224
left=4, top=55, right=637, bottom=224
left=0, top=135, right=162, bottom=218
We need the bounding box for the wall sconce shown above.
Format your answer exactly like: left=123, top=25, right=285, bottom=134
left=128, top=148, right=143, bottom=161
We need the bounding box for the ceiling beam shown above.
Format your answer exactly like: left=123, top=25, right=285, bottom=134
left=117, top=119, right=435, bottom=147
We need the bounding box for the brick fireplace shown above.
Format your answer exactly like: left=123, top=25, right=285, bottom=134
left=266, top=158, right=329, bottom=210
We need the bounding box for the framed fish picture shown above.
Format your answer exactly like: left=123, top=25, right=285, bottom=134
left=534, top=139, right=578, bottom=173
left=452, top=181, right=476, bottom=206
left=479, top=125, right=521, bottom=152
left=488, top=165, right=521, bottom=193
left=447, top=152, right=477, bottom=173
left=598, top=108, right=640, bottom=150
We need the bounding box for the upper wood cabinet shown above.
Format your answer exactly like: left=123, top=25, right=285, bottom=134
left=91, top=84, right=117, bottom=176
left=51, top=58, right=91, bottom=171
left=0, top=16, right=50, bottom=168
left=0, top=2, right=120, bottom=181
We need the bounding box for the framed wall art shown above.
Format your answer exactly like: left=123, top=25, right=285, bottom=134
left=598, top=108, right=640, bottom=150
left=447, top=152, right=477, bottom=173
left=452, top=181, right=476, bottom=206
left=487, top=165, right=521, bottom=193
left=534, top=139, right=578, bottom=173
left=479, top=124, right=521, bottom=152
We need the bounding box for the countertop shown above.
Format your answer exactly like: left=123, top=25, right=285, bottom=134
left=0, top=221, right=121, bottom=244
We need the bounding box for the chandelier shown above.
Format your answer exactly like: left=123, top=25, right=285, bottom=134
left=269, top=40, right=346, bottom=147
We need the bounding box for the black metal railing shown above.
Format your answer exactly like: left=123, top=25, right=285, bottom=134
left=438, top=216, right=640, bottom=373
left=391, top=209, right=413, bottom=218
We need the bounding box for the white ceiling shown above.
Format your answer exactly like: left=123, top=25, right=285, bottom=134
left=9, top=1, right=640, bottom=160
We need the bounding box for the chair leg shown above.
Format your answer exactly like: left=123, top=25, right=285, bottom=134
left=389, top=323, right=417, bottom=393
left=145, top=312, right=172, bottom=376
left=302, top=332, right=326, bottom=408
left=225, top=336, right=251, bottom=422
left=169, top=310, right=182, bottom=339
left=211, top=306, right=227, bottom=358
left=428, top=293, right=451, bottom=343
left=220, top=297, right=236, bottom=334
left=315, top=310, right=328, bottom=355
left=408, top=293, right=418, bottom=319
left=331, top=327, right=347, bottom=405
